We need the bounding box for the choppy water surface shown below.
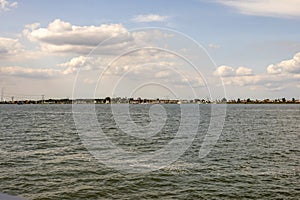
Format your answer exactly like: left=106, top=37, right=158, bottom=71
left=0, top=104, right=299, bottom=199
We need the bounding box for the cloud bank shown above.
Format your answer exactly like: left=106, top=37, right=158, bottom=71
left=1, top=18, right=299, bottom=98
left=215, top=52, right=300, bottom=90
left=216, top=0, right=300, bottom=18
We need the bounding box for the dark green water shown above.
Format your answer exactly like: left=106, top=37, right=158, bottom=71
left=0, top=104, right=299, bottom=199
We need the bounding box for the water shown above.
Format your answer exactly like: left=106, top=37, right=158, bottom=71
left=0, top=104, right=299, bottom=199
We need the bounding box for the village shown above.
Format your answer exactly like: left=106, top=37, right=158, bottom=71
left=0, top=96, right=299, bottom=104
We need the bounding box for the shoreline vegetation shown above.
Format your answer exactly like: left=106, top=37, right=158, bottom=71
left=0, top=97, right=299, bottom=105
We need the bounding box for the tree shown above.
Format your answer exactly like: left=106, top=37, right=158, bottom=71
left=105, top=97, right=111, bottom=104
left=137, top=97, right=142, bottom=103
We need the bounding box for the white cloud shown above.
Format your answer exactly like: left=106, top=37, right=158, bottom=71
left=223, top=74, right=263, bottom=86
left=214, top=66, right=264, bottom=86
left=208, top=43, right=221, bottom=49
left=24, top=22, right=41, bottom=30
left=0, top=37, right=23, bottom=56
left=57, top=56, right=88, bottom=74
left=5, top=18, right=297, bottom=97
left=0, top=66, right=60, bottom=78
left=215, top=65, right=253, bottom=77
left=214, top=65, right=235, bottom=77
left=1, top=55, right=99, bottom=79
left=0, top=0, right=17, bottom=11
left=24, top=19, right=169, bottom=55
left=0, top=36, right=52, bottom=63
left=104, top=49, right=176, bottom=76
left=214, top=53, right=300, bottom=90
left=216, top=0, right=300, bottom=18
left=236, top=66, right=253, bottom=76
left=60, top=56, right=108, bottom=74
left=24, top=19, right=133, bottom=54
left=69, top=47, right=206, bottom=88
left=267, top=52, right=300, bottom=74
left=132, top=14, right=169, bottom=22
left=267, top=64, right=282, bottom=74
left=27, top=19, right=125, bottom=46
left=53, top=42, right=179, bottom=78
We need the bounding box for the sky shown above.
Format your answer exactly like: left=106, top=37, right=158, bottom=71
left=0, top=0, right=300, bottom=100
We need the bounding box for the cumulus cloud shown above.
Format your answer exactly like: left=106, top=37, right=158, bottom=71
left=267, top=52, right=300, bottom=74
left=0, top=0, right=17, bottom=11
left=57, top=56, right=88, bottom=74
left=214, top=65, right=253, bottom=77
left=267, top=64, right=282, bottom=74
left=24, top=19, right=169, bottom=54
left=1, top=55, right=98, bottom=79
left=214, top=65, right=235, bottom=77
left=0, top=37, right=23, bottom=56
left=57, top=55, right=111, bottom=75
left=53, top=43, right=180, bottom=79
left=24, top=22, right=40, bottom=30
left=0, top=66, right=60, bottom=78
left=66, top=47, right=205, bottom=88
left=0, top=35, right=61, bottom=62
left=214, top=53, right=300, bottom=90
left=132, top=14, right=169, bottom=22
left=214, top=65, right=264, bottom=86
left=216, top=0, right=300, bottom=18
left=236, top=66, right=253, bottom=76
left=24, top=19, right=133, bottom=54
left=104, top=48, right=176, bottom=75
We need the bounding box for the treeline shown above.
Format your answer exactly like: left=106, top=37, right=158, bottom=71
left=226, top=97, right=299, bottom=104
left=0, top=97, right=299, bottom=104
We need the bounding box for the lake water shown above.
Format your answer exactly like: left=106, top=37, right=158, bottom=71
left=0, top=104, right=299, bottom=199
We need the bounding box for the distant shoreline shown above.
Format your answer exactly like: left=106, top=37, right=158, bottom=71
left=1, top=97, right=299, bottom=105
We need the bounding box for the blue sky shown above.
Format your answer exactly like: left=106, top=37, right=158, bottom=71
left=0, top=0, right=300, bottom=100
